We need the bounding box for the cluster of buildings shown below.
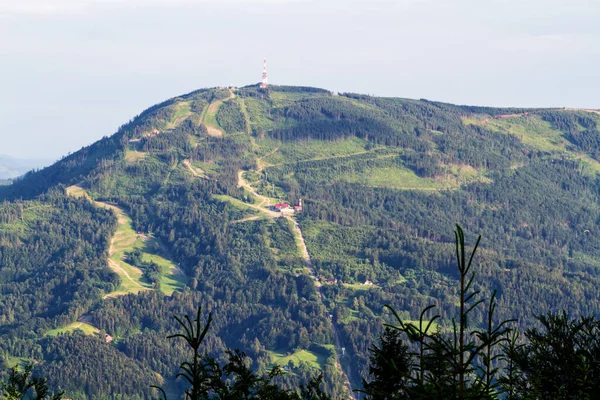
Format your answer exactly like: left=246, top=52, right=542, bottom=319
left=272, top=199, right=303, bottom=215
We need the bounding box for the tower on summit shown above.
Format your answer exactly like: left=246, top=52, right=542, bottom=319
left=260, top=58, right=268, bottom=89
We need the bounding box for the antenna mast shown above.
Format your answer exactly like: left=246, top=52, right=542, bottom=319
left=260, top=58, right=268, bottom=89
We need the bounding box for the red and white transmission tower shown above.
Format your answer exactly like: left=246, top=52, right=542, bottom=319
left=260, top=58, right=268, bottom=89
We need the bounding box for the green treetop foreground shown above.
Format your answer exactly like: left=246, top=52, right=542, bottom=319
left=3, top=226, right=600, bottom=400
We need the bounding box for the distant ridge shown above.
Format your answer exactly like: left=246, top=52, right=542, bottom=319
left=0, top=154, right=51, bottom=179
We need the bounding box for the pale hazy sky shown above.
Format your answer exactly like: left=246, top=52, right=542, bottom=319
left=1, top=0, right=599, bottom=159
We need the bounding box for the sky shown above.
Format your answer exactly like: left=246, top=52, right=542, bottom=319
left=0, top=0, right=599, bottom=159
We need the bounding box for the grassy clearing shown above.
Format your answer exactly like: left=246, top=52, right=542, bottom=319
left=478, top=115, right=600, bottom=177
left=125, top=150, right=147, bottom=163
left=47, top=321, right=100, bottom=337
left=212, top=194, right=270, bottom=222
left=269, top=91, right=328, bottom=107
left=486, top=115, right=566, bottom=152
left=66, top=186, right=185, bottom=297
left=167, top=102, right=192, bottom=129
left=203, top=106, right=221, bottom=130
left=214, top=194, right=260, bottom=212
left=5, top=356, right=34, bottom=369
left=342, top=282, right=379, bottom=291
left=102, top=204, right=185, bottom=296
left=65, top=185, right=89, bottom=199
left=402, top=320, right=440, bottom=332
left=203, top=93, right=234, bottom=136
left=341, top=160, right=491, bottom=190
left=269, top=349, right=326, bottom=369
left=97, top=201, right=152, bottom=295
left=191, top=160, right=221, bottom=175
left=339, top=164, right=445, bottom=190
left=576, top=154, right=600, bottom=177
left=264, top=146, right=489, bottom=192
left=144, top=252, right=187, bottom=296
left=261, top=138, right=369, bottom=166
left=461, top=116, right=490, bottom=125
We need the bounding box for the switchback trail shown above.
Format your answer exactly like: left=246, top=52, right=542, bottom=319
left=230, top=169, right=355, bottom=396
left=185, top=152, right=355, bottom=396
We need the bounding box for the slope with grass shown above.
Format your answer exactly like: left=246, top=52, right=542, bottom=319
left=46, top=321, right=101, bottom=337
left=67, top=185, right=185, bottom=297
left=5, top=85, right=600, bottom=397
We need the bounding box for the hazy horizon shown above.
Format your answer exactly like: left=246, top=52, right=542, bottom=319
left=1, top=0, right=599, bottom=159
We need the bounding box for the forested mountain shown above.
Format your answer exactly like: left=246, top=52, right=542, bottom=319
left=2, top=84, right=600, bottom=398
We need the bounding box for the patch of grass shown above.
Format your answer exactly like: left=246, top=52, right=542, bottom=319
left=214, top=194, right=256, bottom=211
left=66, top=187, right=185, bottom=297
left=483, top=115, right=600, bottom=176
left=339, top=164, right=445, bottom=190
left=352, top=165, right=438, bottom=189
left=168, top=102, right=192, bottom=128
left=4, top=356, right=33, bottom=369
left=269, top=349, right=326, bottom=370
left=142, top=251, right=187, bottom=296
left=98, top=201, right=152, bottom=295
left=213, top=195, right=263, bottom=221
left=65, top=185, right=89, bottom=199
left=403, top=319, right=440, bottom=332
left=576, top=154, right=600, bottom=177
left=343, top=282, right=379, bottom=291
left=266, top=149, right=489, bottom=192
left=105, top=206, right=185, bottom=296
left=203, top=99, right=225, bottom=132
left=269, top=92, right=328, bottom=107
left=262, top=138, right=370, bottom=166
left=486, top=115, right=566, bottom=152
left=191, top=160, right=221, bottom=175
left=461, top=116, right=489, bottom=125
left=47, top=321, right=100, bottom=337
left=125, top=151, right=147, bottom=163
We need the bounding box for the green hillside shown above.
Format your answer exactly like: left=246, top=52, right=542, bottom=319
left=2, top=84, right=600, bottom=398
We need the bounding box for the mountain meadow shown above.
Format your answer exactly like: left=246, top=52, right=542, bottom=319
left=2, top=85, right=600, bottom=399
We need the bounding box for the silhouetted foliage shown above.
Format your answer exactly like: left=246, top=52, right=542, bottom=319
left=1, top=364, right=63, bottom=400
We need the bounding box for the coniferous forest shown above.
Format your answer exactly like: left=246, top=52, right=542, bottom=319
left=2, top=85, right=600, bottom=398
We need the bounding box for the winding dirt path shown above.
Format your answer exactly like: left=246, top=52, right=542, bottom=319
left=67, top=187, right=149, bottom=296
left=107, top=259, right=145, bottom=290
left=231, top=216, right=261, bottom=224
left=237, top=170, right=276, bottom=210
left=182, top=159, right=209, bottom=179
left=232, top=168, right=354, bottom=396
